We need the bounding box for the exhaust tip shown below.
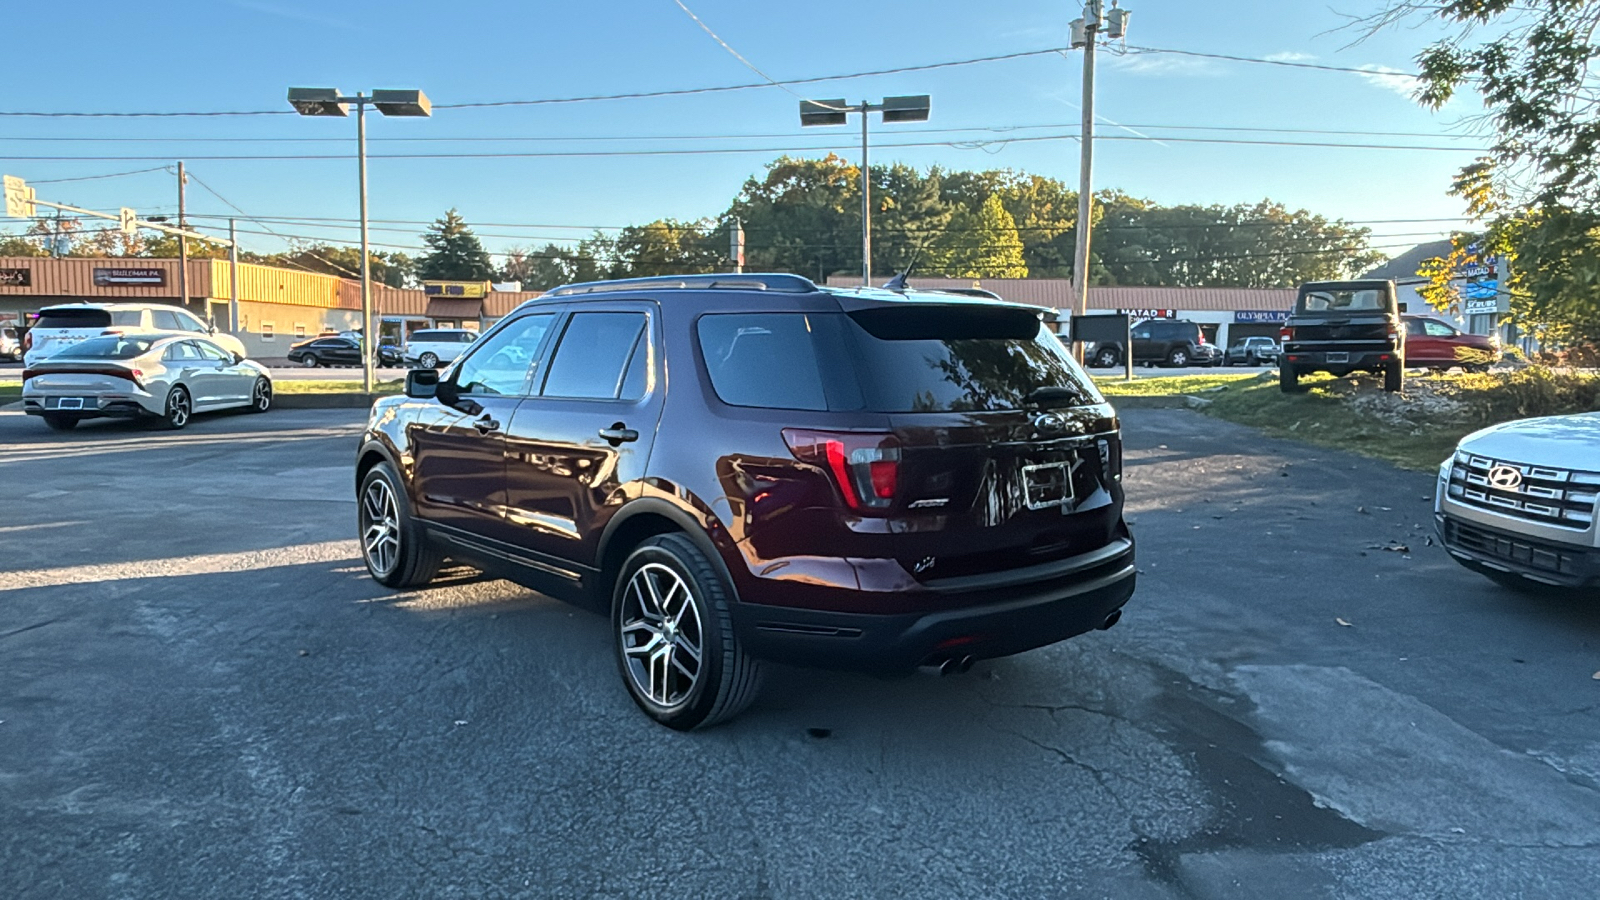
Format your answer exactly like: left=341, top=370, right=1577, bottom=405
left=956, top=655, right=976, bottom=674
left=1098, top=609, right=1123, bottom=631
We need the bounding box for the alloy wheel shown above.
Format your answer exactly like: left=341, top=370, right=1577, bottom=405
left=253, top=378, right=272, bottom=411
left=167, top=388, right=191, bottom=428
left=619, top=563, right=704, bottom=709
left=361, top=477, right=401, bottom=576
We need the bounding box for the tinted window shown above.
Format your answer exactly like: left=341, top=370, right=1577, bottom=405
left=454, top=314, right=554, bottom=396
left=164, top=341, right=203, bottom=361
left=196, top=341, right=232, bottom=361
left=410, top=331, right=437, bottom=342
left=697, top=314, right=830, bottom=411
left=1130, top=324, right=1152, bottom=339
left=175, top=309, right=209, bottom=332
left=844, top=315, right=1098, bottom=412
left=151, top=310, right=184, bottom=330
left=1424, top=320, right=1457, bottom=337
left=542, top=313, right=648, bottom=400
left=35, top=309, right=111, bottom=330
left=57, top=336, right=156, bottom=359
left=1299, top=289, right=1385, bottom=312
left=110, top=311, right=142, bottom=327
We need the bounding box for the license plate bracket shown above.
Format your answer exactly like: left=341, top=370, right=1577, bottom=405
left=1022, top=461, right=1075, bottom=510
left=55, top=397, right=85, bottom=410
left=1326, top=351, right=1349, bottom=363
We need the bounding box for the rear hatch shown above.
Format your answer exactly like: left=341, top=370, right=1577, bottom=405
left=1287, top=282, right=1397, bottom=348
left=25, top=308, right=140, bottom=362
left=709, top=297, right=1127, bottom=589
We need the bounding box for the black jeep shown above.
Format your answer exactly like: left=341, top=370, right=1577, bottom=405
left=1279, top=279, right=1406, bottom=393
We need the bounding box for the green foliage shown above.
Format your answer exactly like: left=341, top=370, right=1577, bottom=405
left=415, top=209, right=495, bottom=282
left=586, top=219, right=724, bottom=279
left=931, top=194, right=1028, bottom=278
left=498, top=242, right=603, bottom=290
left=245, top=244, right=414, bottom=288
left=1448, top=365, right=1600, bottom=422
left=0, top=232, right=46, bottom=257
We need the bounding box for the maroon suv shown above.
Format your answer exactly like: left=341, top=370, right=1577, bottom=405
left=355, top=274, right=1136, bottom=729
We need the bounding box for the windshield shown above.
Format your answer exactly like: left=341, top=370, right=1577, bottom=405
left=53, top=336, right=158, bottom=359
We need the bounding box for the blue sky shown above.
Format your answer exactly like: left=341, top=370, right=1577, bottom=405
left=4, top=0, right=1481, bottom=263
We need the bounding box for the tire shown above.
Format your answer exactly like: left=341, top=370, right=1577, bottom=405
left=300, top=354, right=320, bottom=368
left=613, top=533, right=763, bottom=730
left=358, top=461, right=444, bottom=588
left=41, top=414, right=77, bottom=431
left=1092, top=347, right=1119, bottom=369
left=1384, top=360, right=1404, bottom=393
left=418, top=352, right=439, bottom=369
left=249, top=377, right=272, bottom=413
left=1279, top=365, right=1305, bottom=393
left=162, top=385, right=192, bottom=430
left=1167, top=348, right=1190, bottom=367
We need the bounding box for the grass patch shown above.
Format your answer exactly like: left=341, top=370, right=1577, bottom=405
left=0, top=382, right=19, bottom=402
left=1189, top=367, right=1600, bottom=471
left=273, top=378, right=403, bottom=395
left=1092, top=372, right=1260, bottom=397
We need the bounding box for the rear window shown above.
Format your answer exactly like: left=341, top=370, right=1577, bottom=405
left=697, top=310, right=1100, bottom=413
left=1298, top=288, right=1388, bottom=312
left=54, top=336, right=157, bottom=359
left=34, top=309, right=111, bottom=330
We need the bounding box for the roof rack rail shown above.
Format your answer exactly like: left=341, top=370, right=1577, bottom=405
left=544, top=273, right=819, bottom=297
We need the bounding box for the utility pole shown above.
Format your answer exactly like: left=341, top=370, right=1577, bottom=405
left=860, top=103, right=872, bottom=285
left=1068, top=1, right=1130, bottom=362
left=356, top=94, right=375, bottom=393
left=229, top=218, right=241, bottom=333
left=177, top=161, right=189, bottom=310
left=729, top=216, right=745, bottom=274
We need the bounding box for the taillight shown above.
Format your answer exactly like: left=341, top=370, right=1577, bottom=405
left=129, top=368, right=144, bottom=387
left=782, top=429, right=900, bottom=512
left=1197, top=332, right=1207, bottom=344
left=1279, top=326, right=1294, bottom=342
left=100, top=329, right=124, bottom=336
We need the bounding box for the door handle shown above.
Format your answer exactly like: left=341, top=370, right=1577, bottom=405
left=473, top=415, right=500, bottom=435
left=598, top=423, right=639, bottom=445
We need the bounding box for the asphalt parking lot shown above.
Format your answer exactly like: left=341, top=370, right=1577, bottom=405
left=2, top=406, right=1598, bottom=898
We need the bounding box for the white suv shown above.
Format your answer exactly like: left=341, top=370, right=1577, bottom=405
left=1435, top=412, right=1600, bottom=590
left=23, top=303, right=247, bottom=367
left=403, top=328, right=477, bottom=368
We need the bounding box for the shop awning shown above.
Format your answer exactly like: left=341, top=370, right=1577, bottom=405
left=424, top=297, right=484, bottom=319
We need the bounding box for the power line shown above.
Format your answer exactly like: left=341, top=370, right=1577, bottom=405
left=30, top=165, right=175, bottom=184
left=0, top=132, right=1486, bottom=163
left=0, top=42, right=1423, bottom=119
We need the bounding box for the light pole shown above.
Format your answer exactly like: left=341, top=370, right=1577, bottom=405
left=800, top=95, right=930, bottom=285
left=288, top=87, right=431, bottom=392
left=1067, top=1, right=1130, bottom=359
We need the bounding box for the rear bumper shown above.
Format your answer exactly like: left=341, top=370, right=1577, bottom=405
left=23, top=398, right=152, bottom=420
left=1283, top=347, right=1398, bottom=371
left=732, top=539, right=1137, bottom=671
left=1435, top=512, right=1599, bottom=588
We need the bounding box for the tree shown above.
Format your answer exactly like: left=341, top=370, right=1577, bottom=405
left=931, top=194, right=1029, bottom=278
left=726, top=155, right=861, bottom=280
left=0, top=231, right=46, bottom=257
left=415, top=209, right=494, bottom=281
left=600, top=220, right=723, bottom=278
left=247, top=244, right=413, bottom=288
left=1364, top=1, right=1600, bottom=344
left=500, top=242, right=604, bottom=290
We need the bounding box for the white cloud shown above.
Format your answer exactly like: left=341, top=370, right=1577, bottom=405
left=1265, top=51, right=1316, bottom=63
left=1101, top=51, right=1219, bottom=77
left=1357, top=64, right=1421, bottom=98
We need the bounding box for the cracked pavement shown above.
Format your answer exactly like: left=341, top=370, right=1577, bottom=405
left=1, top=407, right=1598, bottom=898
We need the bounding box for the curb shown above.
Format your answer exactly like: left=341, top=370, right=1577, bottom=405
left=1103, top=395, right=1194, bottom=409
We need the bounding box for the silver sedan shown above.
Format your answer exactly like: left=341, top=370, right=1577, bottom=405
left=22, top=333, right=273, bottom=431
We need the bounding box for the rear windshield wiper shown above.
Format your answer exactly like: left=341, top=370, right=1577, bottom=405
left=1024, top=386, right=1084, bottom=409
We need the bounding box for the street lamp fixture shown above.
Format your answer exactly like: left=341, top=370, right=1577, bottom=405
left=799, top=95, right=930, bottom=285
left=1066, top=1, right=1130, bottom=360
left=287, top=86, right=431, bottom=392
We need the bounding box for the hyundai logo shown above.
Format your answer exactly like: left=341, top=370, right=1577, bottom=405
left=1487, top=464, right=1523, bottom=490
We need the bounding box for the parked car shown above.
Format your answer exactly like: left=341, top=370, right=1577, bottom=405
left=0, top=326, right=18, bottom=361
left=403, top=328, right=478, bottom=368
left=21, top=302, right=246, bottom=367
left=1279, top=280, right=1405, bottom=393
left=286, top=336, right=363, bottom=368
left=1403, top=315, right=1499, bottom=371
left=1435, top=412, right=1599, bottom=590
left=356, top=273, right=1136, bottom=729
left=1225, top=336, right=1279, bottom=366
left=1084, top=319, right=1220, bottom=368
left=22, top=333, right=271, bottom=431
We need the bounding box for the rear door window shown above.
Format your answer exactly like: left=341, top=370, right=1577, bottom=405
left=34, top=309, right=112, bottom=330
left=541, top=312, right=648, bottom=400
left=697, top=313, right=831, bottom=411
left=151, top=310, right=184, bottom=330
left=110, top=311, right=142, bottom=327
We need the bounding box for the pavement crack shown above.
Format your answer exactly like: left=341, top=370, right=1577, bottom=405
left=0, top=618, right=58, bottom=640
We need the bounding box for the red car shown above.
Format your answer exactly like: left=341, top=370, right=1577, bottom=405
left=1403, top=316, right=1500, bottom=371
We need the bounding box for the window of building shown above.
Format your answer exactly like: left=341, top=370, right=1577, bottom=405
left=295, top=323, right=307, bottom=338
left=262, top=321, right=275, bottom=341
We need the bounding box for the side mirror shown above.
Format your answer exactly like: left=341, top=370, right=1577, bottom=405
left=405, top=368, right=440, bottom=399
